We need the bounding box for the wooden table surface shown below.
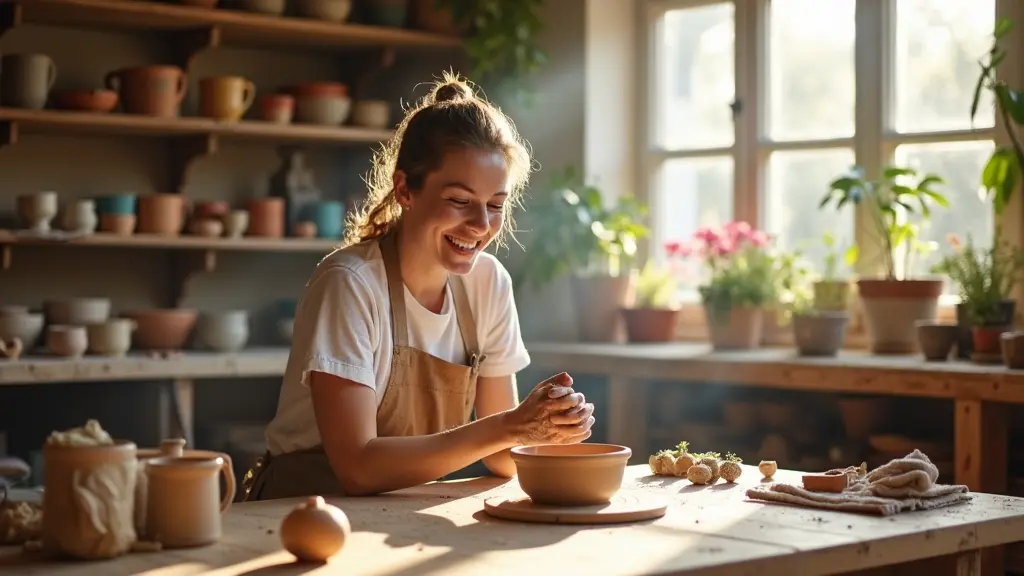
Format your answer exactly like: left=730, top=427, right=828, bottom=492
left=2, top=464, right=1024, bottom=576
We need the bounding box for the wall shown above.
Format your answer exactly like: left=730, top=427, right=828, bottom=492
left=0, top=3, right=592, bottom=459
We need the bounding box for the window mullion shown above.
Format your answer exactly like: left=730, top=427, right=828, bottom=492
left=733, top=0, right=762, bottom=226
left=853, top=0, right=888, bottom=279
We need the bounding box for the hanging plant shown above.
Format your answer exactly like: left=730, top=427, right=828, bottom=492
left=432, top=0, right=547, bottom=104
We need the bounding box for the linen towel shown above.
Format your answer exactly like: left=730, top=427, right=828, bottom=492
left=746, top=449, right=971, bottom=516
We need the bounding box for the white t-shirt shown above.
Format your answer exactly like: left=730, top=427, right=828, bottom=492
left=265, top=241, right=531, bottom=455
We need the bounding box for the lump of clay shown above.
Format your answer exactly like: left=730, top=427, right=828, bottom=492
left=701, top=457, right=721, bottom=484
left=281, top=495, right=351, bottom=562
left=686, top=463, right=712, bottom=485
left=649, top=450, right=675, bottom=476
left=758, top=460, right=777, bottom=479
left=672, top=452, right=696, bottom=477
left=46, top=419, right=113, bottom=447
left=0, top=501, right=42, bottom=545
left=720, top=461, right=742, bottom=483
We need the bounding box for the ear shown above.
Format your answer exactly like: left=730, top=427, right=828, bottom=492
left=393, top=170, right=411, bottom=209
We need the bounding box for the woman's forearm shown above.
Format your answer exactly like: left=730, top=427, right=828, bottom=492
left=482, top=448, right=516, bottom=478
left=329, top=410, right=518, bottom=496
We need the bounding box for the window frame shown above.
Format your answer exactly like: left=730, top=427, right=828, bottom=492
left=640, top=0, right=1023, bottom=345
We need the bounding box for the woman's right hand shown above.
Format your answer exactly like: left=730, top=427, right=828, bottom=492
left=504, top=372, right=595, bottom=445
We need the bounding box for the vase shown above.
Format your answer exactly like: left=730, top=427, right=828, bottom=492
left=704, top=305, right=763, bottom=350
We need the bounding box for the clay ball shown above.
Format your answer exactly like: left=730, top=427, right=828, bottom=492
left=672, top=453, right=696, bottom=477
left=720, top=461, right=742, bottom=483
left=759, top=460, right=778, bottom=479
left=686, top=463, right=712, bottom=485
left=653, top=452, right=675, bottom=476
left=280, top=495, right=352, bottom=562
left=702, top=457, right=720, bottom=484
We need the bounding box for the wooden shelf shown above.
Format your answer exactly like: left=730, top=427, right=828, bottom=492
left=0, top=0, right=463, bottom=51
left=0, top=230, right=340, bottom=253
left=0, top=347, right=289, bottom=385
left=0, top=107, right=393, bottom=146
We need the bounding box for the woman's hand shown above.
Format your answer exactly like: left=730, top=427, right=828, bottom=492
left=503, top=372, right=595, bottom=445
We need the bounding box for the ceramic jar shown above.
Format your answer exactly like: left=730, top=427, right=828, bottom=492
left=42, top=440, right=138, bottom=559
left=0, top=53, right=57, bottom=110
left=223, top=209, right=250, bottom=238
left=259, top=94, right=294, bottom=124
left=61, top=199, right=99, bottom=234
left=301, top=200, right=344, bottom=239
left=143, top=455, right=236, bottom=548
left=45, top=297, right=112, bottom=325
left=16, top=191, right=58, bottom=233
left=246, top=197, right=285, bottom=237
left=86, top=318, right=136, bottom=356
left=46, top=325, right=88, bottom=358
left=105, top=65, right=188, bottom=118
left=138, top=193, right=189, bottom=236
left=197, top=310, right=250, bottom=352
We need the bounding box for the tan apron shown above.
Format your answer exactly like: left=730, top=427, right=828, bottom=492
left=241, top=232, right=485, bottom=501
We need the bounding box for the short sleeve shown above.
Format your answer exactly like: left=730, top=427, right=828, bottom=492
left=477, top=260, right=531, bottom=378
left=292, top=265, right=379, bottom=390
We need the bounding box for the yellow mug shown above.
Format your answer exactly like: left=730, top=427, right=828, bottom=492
left=199, top=76, right=256, bottom=122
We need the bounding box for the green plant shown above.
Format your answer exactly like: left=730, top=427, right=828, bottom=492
left=972, top=17, right=1021, bottom=215
left=511, top=166, right=649, bottom=291
left=820, top=232, right=859, bottom=281
left=669, top=221, right=775, bottom=321
left=931, top=227, right=1024, bottom=325
left=633, top=260, right=678, bottom=309
left=820, top=165, right=948, bottom=281
left=769, top=247, right=814, bottom=321
left=434, top=0, right=547, bottom=104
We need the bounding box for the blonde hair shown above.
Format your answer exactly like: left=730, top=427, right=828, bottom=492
left=342, top=71, right=533, bottom=248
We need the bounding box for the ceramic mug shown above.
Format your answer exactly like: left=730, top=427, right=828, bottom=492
left=301, top=200, right=344, bottom=239
left=199, top=76, right=256, bottom=122
left=0, top=53, right=57, bottom=110
left=96, top=193, right=137, bottom=215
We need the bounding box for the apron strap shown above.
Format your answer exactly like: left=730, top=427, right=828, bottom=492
left=450, top=274, right=485, bottom=372
left=379, top=232, right=410, bottom=348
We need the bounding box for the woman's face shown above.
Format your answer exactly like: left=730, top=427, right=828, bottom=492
left=396, top=147, right=509, bottom=275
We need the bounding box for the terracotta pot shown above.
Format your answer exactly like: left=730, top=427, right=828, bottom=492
left=570, top=271, right=636, bottom=342
left=621, top=307, right=679, bottom=343
left=411, top=0, right=468, bottom=35
left=1001, top=331, right=1024, bottom=369
left=99, top=213, right=136, bottom=236
left=704, top=305, right=763, bottom=350
left=509, top=444, right=631, bottom=506
left=46, top=325, right=87, bottom=358
left=792, top=311, right=848, bottom=357
left=259, top=94, right=294, bottom=124
left=915, top=320, right=957, bottom=362
left=51, top=89, right=118, bottom=113
left=138, top=193, right=189, bottom=236
left=813, top=280, right=851, bottom=312
left=246, top=197, right=285, bottom=238
left=105, top=65, right=188, bottom=118
left=857, top=278, right=943, bottom=355
left=956, top=300, right=1016, bottom=359
left=293, top=221, right=318, bottom=238
left=760, top=305, right=791, bottom=347
left=972, top=325, right=1010, bottom=362
left=122, top=308, right=198, bottom=351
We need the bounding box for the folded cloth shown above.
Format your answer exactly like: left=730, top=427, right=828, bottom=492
left=746, top=449, right=971, bottom=516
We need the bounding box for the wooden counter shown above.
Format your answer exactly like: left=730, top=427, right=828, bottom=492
left=1, top=465, right=1021, bottom=575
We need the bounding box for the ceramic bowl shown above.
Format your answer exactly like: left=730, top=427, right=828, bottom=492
left=295, top=95, right=352, bottom=126
left=122, top=308, right=198, bottom=350
left=510, top=443, right=632, bottom=506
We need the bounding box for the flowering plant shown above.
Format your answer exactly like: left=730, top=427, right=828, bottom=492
left=931, top=227, right=1024, bottom=325
left=666, top=221, right=776, bottom=321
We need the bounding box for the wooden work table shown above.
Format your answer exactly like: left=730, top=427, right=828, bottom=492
left=2, top=464, right=1022, bottom=575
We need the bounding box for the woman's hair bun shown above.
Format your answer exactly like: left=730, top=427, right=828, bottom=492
left=430, top=79, right=474, bottom=105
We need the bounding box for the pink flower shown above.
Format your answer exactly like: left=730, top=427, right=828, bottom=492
left=724, top=220, right=752, bottom=242
left=749, top=230, right=771, bottom=247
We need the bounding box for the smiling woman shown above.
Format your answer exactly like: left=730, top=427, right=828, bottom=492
left=243, top=72, right=598, bottom=501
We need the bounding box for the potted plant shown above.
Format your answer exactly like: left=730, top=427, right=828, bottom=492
left=820, top=165, right=949, bottom=354
left=512, top=166, right=649, bottom=342
left=671, top=221, right=775, bottom=350
left=791, top=287, right=849, bottom=357
left=931, top=230, right=1024, bottom=363
left=621, top=258, right=680, bottom=343
left=814, top=232, right=859, bottom=311
left=761, top=247, right=815, bottom=346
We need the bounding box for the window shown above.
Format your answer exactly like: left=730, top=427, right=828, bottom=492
left=645, top=0, right=1003, bottom=303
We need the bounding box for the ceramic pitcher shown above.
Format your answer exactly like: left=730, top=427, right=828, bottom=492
left=144, top=454, right=236, bottom=548
left=106, top=65, right=187, bottom=117
left=0, top=53, right=57, bottom=109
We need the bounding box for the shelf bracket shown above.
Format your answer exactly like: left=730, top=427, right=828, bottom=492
left=175, top=26, right=221, bottom=71
left=169, top=250, right=217, bottom=308
left=352, top=47, right=397, bottom=99
left=0, top=121, right=19, bottom=151
left=1, top=245, right=10, bottom=271
left=170, top=134, right=218, bottom=194
left=0, top=3, right=22, bottom=42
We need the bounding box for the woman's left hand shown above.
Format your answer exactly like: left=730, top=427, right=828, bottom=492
left=548, top=392, right=595, bottom=429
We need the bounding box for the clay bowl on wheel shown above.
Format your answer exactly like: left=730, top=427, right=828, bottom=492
left=510, top=443, right=632, bottom=506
